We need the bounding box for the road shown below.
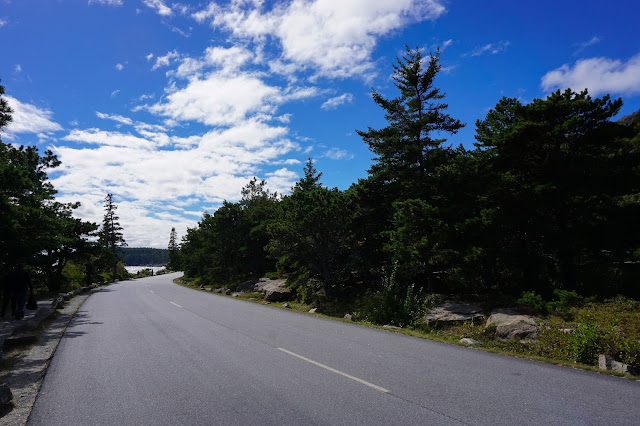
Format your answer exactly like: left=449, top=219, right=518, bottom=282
left=29, top=273, right=639, bottom=425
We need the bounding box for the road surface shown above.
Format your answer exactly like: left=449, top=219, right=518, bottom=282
left=29, top=273, right=639, bottom=425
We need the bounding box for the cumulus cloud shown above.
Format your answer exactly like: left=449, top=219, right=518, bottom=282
left=96, top=111, right=134, bottom=126
left=541, top=53, right=640, bottom=96
left=1, top=96, right=63, bottom=137
left=321, top=93, right=353, bottom=110
left=115, top=63, right=124, bottom=71
left=0, top=18, right=7, bottom=28
left=143, top=0, right=172, bottom=16
left=192, top=0, right=446, bottom=78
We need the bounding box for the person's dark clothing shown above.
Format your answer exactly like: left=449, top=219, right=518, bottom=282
left=11, top=268, right=31, bottom=320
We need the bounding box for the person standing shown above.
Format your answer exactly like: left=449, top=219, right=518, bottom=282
left=12, top=264, right=31, bottom=320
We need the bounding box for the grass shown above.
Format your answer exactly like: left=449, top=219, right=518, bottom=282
left=174, top=277, right=640, bottom=380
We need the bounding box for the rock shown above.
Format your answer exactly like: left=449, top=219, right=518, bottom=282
left=283, top=303, right=290, bottom=308
left=224, top=289, right=231, bottom=295
left=599, top=354, right=638, bottom=375
left=486, top=309, right=539, bottom=341
left=383, top=324, right=401, bottom=329
left=561, top=328, right=575, bottom=334
left=236, top=278, right=259, bottom=292
left=344, top=314, right=354, bottom=322
left=0, top=384, right=13, bottom=405
left=52, top=296, right=65, bottom=309
left=213, top=288, right=222, bottom=293
left=263, top=285, right=292, bottom=302
left=249, top=298, right=258, bottom=301
left=309, top=308, right=320, bottom=314
left=232, top=292, right=241, bottom=298
left=425, top=303, right=484, bottom=325
left=255, top=278, right=287, bottom=292
left=205, top=288, right=212, bottom=292
left=459, top=338, right=481, bottom=345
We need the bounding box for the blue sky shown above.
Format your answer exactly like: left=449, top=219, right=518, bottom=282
left=1, top=0, right=639, bottom=248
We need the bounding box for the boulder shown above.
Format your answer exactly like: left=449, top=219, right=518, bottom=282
left=599, top=354, right=638, bottom=375
left=224, top=288, right=231, bottom=295
left=205, top=288, right=212, bottom=292
left=236, top=278, right=259, bottom=292
left=255, top=278, right=287, bottom=293
left=459, top=338, right=481, bottom=346
left=52, top=296, right=65, bottom=310
left=486, top=309, right=539, bottom=341
left=213, top=288, right=222, bottom=293
left=344, top=314, right=354, bottom=322
left=231, top=292, right=242, bottom=298
left=283, top=303, right=290, bottom=308
left=0, top=384, right=13, bottom=405
left=264, top=285, right=292, bottom=302
left=383, top=324, right=401, bottom=329
left=425, top=303, right=484, bottom=325
left=309, top=308, right=320, bottom=314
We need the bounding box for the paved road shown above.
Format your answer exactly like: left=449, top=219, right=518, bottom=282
left=29, top=273, right=639, bottom=425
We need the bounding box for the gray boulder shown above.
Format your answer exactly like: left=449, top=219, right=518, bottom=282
left=309, top=308, right=319, bottom=314
left=459, top=338, right=481, bottom=346
left=486, top=308, right=539, bottom=341
left=599, top=354, right=638, bottom=375
left=344, top=314, right=354, bottom=322
left=425, top=303, right=484, bottom=325
left=256, top=278, right=292, bottom=302
left=236, top=278, right=259, bottom=292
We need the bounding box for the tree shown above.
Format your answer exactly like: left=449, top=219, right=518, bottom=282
left=268, top=159, right=355, bottom=301
left=357, top=46, right=464, bottom=201
left=98, top=193, right=127, bottom=280
left=0, top=79, right=12, bottom=129
left=475, top=89, right=640, bottom=295
left=167, top=227, right=178, bottom=270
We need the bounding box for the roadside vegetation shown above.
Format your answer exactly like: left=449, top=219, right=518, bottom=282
left=1, top=79, right=131, bottom=298
left=171, top=46, right=640, bottom=375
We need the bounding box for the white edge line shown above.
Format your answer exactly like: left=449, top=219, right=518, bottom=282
left=170, top=301, right=182, bottom=308
left=277, top=348, right=389, bottom=393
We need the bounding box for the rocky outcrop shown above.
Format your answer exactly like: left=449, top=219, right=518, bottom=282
left=486, top=309, right=539, bottom=341
left=425, top=303, right=484, bottom=325
left=236, top=278, right=259, bottom=292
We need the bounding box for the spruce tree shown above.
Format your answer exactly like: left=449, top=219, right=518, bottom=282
left=98, top=193, right=126, bottom=280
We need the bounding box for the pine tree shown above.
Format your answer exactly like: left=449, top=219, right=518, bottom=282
left=98, top=193, right=126, bottom=280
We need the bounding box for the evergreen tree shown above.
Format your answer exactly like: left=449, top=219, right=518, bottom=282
left=357, top=46, right=464, bottom=201
left=98, top=193, right=127, bottom=280
left=167, top=227, right=178, bottom=269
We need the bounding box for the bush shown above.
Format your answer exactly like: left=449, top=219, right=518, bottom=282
left=517, top=291, right=546, bottom=313
left=355, top=267, right=425, bottom=327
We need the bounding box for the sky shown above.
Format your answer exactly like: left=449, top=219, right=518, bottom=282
left=1, top=0, right=639, bottom=248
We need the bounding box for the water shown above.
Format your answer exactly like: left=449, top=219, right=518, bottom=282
left=124, top=266, right=166, bottom=274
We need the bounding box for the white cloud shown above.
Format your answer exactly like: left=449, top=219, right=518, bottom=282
left=96, top=111, right=134, bottom=126
left=323, top=147, right=353, bottom=160
left=138, top=93, right=155, bottom=101
left=88, top=0, right=123, bottom=6
left=0, top=18, right=8, bottom=28
left=193, top=0, right=446, bottom=78
left=110, top=89, right=120, bottom=98
left=115, top=63, right=124, bottom=71
left=541, top=53, right=640, bottom=96
left=63, top=129, right=155, bottom=150
left=14, top=64, right=22, bottom=73
left=146, top=53, right=154, bottom=61
left=573, top=36, right=600, bottom=56
left=152, top=50, right=180, bottom=70
left=1, top=96, right=63, bottom=137
left=143, top=0, right=172, bottom=16
left=465, top=41, right=510, bottom=57
left=321, top=93, right=353, bottom=110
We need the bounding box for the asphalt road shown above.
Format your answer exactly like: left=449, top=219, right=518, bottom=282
left=29, top=273, right=639, bottom=425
